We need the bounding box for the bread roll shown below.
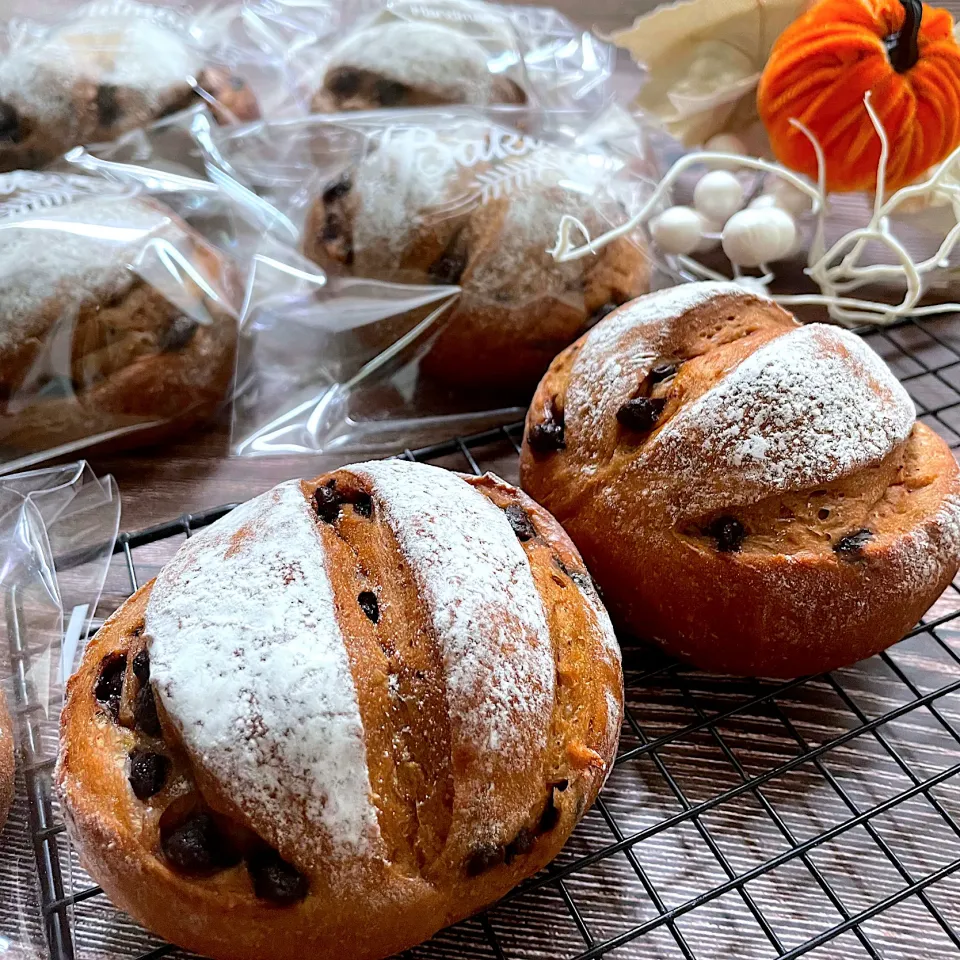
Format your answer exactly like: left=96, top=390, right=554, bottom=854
left=0, top=691, right=13, bottom=830
left=58, top=461, right=622, bottom=960
left=520, top=281, right=960, bottom=677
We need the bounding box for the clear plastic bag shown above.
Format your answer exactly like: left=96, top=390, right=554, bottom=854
left=0, top=158, right=258, bottom=474
left=209, top=106, right=656, bottom=454
left=0, top=0, right=297, bottom=174
left=0, top=462, right=119, bottom=960
left=241, top=0, right=616, bottom=121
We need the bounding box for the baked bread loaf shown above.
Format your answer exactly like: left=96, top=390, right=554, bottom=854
left=0, top=6, right=259, bottom=172
left=304, top=129, right=649, bottom=392
left=313, top=20, right=526, bottom=113
left=58, top=461, right=623, bottom=960
left=0, top=691, right=13, bottom=831
left=520, top=281, right=960, bottom=678
left=0, top=180, right=239, bottom=462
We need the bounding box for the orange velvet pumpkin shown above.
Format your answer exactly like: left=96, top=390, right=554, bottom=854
left=758, top=0, right=960, bottom=192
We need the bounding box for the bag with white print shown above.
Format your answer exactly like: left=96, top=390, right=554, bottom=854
left=208, top=107, right=656, bottom=455
left=241, top=0, right=617, bottom=122
left=0, top=0, right=297, bottom=174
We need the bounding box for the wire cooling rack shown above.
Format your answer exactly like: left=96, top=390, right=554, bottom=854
left=10, top=316, right=960, bottom=960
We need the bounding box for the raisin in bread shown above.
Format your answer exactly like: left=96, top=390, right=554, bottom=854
left=304, top=129, right=649, bottom=393
left=520, top=282, right=960, bottom=677
left=313, top=20, right=525, bottom=113
left=0, top=187, right=239, bottom=462
left=0, top=691, right=13, bottom=831
left=0, top=7, right=258, bottom=172
left=57, top=461, right=623, bottom=960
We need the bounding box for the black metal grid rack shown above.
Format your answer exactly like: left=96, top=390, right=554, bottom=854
left=11, top=314, right=960, bottom=960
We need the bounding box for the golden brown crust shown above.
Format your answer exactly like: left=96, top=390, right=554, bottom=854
left=0, top=691, right=13, bottom=831
left=302, top=139, right=649, bottom=394
left=0, top=203, right=239, bottom=461
left=58, top=468, right=622, bottom=960
left=520, top=285, right=960, bottom=677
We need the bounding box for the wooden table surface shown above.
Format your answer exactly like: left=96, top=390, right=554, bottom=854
left=73, top=0, right=960, bottom=531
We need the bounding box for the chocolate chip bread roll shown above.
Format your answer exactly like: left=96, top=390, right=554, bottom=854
left=58, top=461, right=623, bottom=960
left=0, top=5, right=258, bottom=172
left=0, top=185, right=239, bottom=461
left=520, top=282, right=960, bottom=677
left=313, top=20, right=526, bottom=113
left=0, top=692, right=13, bottom=831
left=304, top=129, right=650, bottom=392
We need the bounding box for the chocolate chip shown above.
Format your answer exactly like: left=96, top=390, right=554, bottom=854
left=322, top=178, right=351, bottom=204
left=358, top=591, right=379, bottom=623
left=585, top=302, right=619, bottom=330
left=96, top=84, right=121, bottom=127
left=128, top=748, right=169, bottom=801
left=95, top=655, right=126, bottom=721
left=707, top=516, right=746, bottom=553
left=159, top=317, right=198, bottom=352
left=834, top=528, right=873, bottom=559
left=527, top=419, right=565, bottom=454
left=248, top=849, right=308, bottom=904
left=505, top=827, right=535, bottom=864
left=428, top=251, right=466, bottom=285
left=374, top=78, right=407, bottom=106
left=134, top=684, right=162, bottom=738
left=162, top=813, right=238, bottom=873
left=504, top=504, right=536, bottom=542
left=313, top=482, right=341, bottom=523
left=617, top=397, right=667, bottom=433
left=328, top=68, right=361, bottom=98
left=466, top=844, right=504, bottom=876
left=649, top=363, right=677, bottom=384
left=132, top=650, right=150, bottom=684
left=353, top=493, right=373, bottom=518
left=538, top=780, right=568, bottom=833
left=0, top=102, right=21, bottom=143
left=321, top=213, right=343, bottom=242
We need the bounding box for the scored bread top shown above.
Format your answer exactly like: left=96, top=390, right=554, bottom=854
left=146, top=480, right=380, bottom=863
left=144, top=461, right=603, bottom=883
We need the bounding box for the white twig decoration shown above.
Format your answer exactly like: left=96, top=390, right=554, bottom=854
left=550, top=93, right=960, bottom=326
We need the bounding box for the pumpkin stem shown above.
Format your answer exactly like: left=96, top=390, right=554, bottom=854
left=885, top=0, right=923, bottom=72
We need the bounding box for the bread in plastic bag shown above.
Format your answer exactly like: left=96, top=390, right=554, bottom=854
left=0, top=461, right=119, bottom=959
left=209, top=107, right=655, bottom=452
left=242, top=0, right=616, bottom=119
left=0, top=0, right=270, bottom=173
left=0, top=169, right=243, bottom=474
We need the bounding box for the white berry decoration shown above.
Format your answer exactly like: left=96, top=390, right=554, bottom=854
left=703, top=134, right=748, bottom=170
left=651, top=205, right=703, bottom=255
left=693, top=170, right=744, bottom=223
left=721, top=208, right=797, bottom=267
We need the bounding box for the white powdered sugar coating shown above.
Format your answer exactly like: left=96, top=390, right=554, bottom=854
left=0, top=17, right=197, bottom=123
left=648, top=323, right=915, bottom=503
left=0, top=196, right=171, bottom=350
left=145, top=480, right=379, bottom=859
left=353, top=135, right=456, bottom=259
left=889, top=493, right=960, bottom=594
left=351, top=460, right=554, bottom=769
left=568, top=282, right=758, bottom=441
left=328, top=21, right=494, bottom=104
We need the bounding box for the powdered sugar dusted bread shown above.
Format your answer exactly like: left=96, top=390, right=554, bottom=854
left=57, top=461, right=622, bottom=960
left=520, top=282, right=960, bottom=677
left=304, top=128, right=650, bottom=391
left=0, top=691, right=13, bottom=831
left=0, top=184, right=239, bottom=462
left=313, top=19, right=526, bottom=113
left=0, top=5, right=258, bottom=172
